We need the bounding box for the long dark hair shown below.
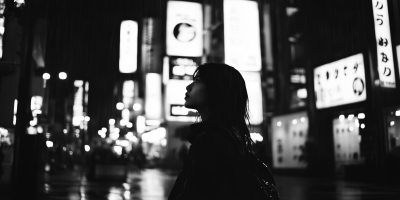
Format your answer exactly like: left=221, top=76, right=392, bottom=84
left=193, top=63, right=254, bottom=150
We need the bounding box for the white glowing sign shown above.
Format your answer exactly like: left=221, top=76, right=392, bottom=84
left=120, top=20, right=138, bottom=73
left=241, top=72, right=263, bottom=125
left=166, top=1, right=203, bottom=57
left=372, top=0, right=396, bottom=88
left=145, top=73, right=162, bottom=120
left=224, top=0, right=262, bottom=71
left=272, top=111, right=308, bottom=168
left=332, top=117, right=362, bottom=173
left=314, top=53, right=367, bottom=109
left=165, top=80, right=196, bottom=122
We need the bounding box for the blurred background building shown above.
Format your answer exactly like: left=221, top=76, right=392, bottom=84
left=1, top=0, right=400, bottom=196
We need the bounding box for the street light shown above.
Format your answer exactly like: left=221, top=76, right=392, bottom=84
left=109, top=119, right=115, bottom=125
left=42, top=73, right=50, bottom=80
left=59, top=72, right=67, bottom=80
left=116, top=102, right=124, bottom=110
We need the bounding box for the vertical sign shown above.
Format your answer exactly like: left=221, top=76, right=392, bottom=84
left=224, top=0, right=262, bottom=71
left=145, top=73, right=162, bottom=120
left=142, top=18, right=162, bottom=73
left=166, top=1, right=203, bottom=57
left=120, top=20, right=138, bottom=73
left=372, top=0, right=396, bottom=88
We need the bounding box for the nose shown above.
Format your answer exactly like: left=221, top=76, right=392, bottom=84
left=186, top=82, right=192, bottom=91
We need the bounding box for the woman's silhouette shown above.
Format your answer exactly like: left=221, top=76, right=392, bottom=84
left=168, top=63, right=278, bottom=200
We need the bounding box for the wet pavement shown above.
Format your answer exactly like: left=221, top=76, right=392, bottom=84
left=1, top=167, right=400, bottom=200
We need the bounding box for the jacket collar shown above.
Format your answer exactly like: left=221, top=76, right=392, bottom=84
left=187, top=120, right=218, bottom=144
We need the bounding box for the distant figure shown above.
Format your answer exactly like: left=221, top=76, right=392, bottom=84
left=133, top=145, right=146, bottom=171
left=168, top=63, right=279, bottom=200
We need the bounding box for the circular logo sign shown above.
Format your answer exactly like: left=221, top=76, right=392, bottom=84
left=173, top=23, right=196, bottom=42
left=353, top=77, right=364, bottom=96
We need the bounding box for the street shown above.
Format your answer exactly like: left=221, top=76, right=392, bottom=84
left=1, top=167, right=400, bottom=200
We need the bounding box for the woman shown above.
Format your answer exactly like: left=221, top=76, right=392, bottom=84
left=168, top=63, right=278, bottom=200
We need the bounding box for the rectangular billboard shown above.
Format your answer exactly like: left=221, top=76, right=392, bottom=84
left=314, top=53, right=367, bottom=109
left=166, top=1, right=203, bottom=57
left=224, top=0, right=262, bottom=71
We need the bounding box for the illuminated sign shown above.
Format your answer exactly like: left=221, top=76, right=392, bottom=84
left=241, top=72, right=263, bottom=125
left=372, top=0, right=396, bottom=88
left=224, top=0, right=261, bottom=71
left=272, top=111, right=308, bottom=168
left=145, top=73, right=162, bottom=120
left=122, top=80, right=134, bottom=107
left=142, top=18, right=162, bottom=73
left=314, top=53, right=367, bottom=109
left=166, top=1, right=203, bottom=57
left=120, top=20, right=138, bottom=73
left=332, top=117, right=362, bottom=173
left=165, top=80, right=196, bottom=122
left=169, top=57, right=200, bottom=80
left=170, top=104, right=197, bottom=117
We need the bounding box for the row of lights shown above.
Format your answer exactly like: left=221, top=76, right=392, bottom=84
left=42, top=72, right=67, bottom=80
left=276, top=117, right=306, bottom=127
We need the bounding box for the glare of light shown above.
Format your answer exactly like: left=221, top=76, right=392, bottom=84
left=109, top=119, right=115, bottom=125
left=42, top=73, right=50, bottom=80
left=74, top=80, right=84, bottom=87
left=300, top=117, right=305, bottom=122
left=125, top=132, right=138, bottom=143
left=100, top=133, right=106, bottom=138
left=116, top=102, right=124, bottom=110
left=361, top=123, right=365, bottom=129
left=133, top=103, right=142, bottom=111
left=102, top=127, right=107, bottom=132
left=37, top=126, right=43, bottom=133
left=349, top=127, right=353, bottom=132
left=84, top=145, right=90, bottom=152
left=124, top=191, right=131, bottom=199
left=46, top=141, right=53, bottom=148
left=292, top=119, right=297, bottom=125
left=339, top=115, right=345, bottom=121
left=45, top=164, right=50, bottom=172
left=123, top=183, right=130, bottom=190
left=146, top=119, right=161, bottom=126
left=46, top=132, right=51, bottom=138
left=161, top=138, right=167, bottom=146
left=63, top=147, right=66, bottom=151
left=33, top=110, right=42, bottom=115
left=136, top=115, right=146, bottom=134
left=297, top=88, right=307, bottom=99
left=141, top=127, right=166, bottom=143
left=113, top=146, right=123, bottom=155
left=358, top=113, right=365, bottom=119
left=63, top=129, right=68, bottom=134
left=396, top=110, right=400, bottom=116
left=126, top=122, right=133, bottom=128
left=29, top=117, right=37, bottom=126
left=114, top=128, right=120, bottom=134
left=59, top=72, right=67, bottom=80
left=69, top=151, right=73, bottom=155
left=250, top=133, right=263, bottom=142
left=390, top=121, right=395, bottom=126
left=27, top=126, right=37, bottom=135
left=122, top=109, right=130, bottom=120
left=277, top=121, right=282, bottom=127
left=120, top=119, right=127, bottom=126
left=116, top=139, right=130, bottom=147
left=110, top=132, right=120, bottom=140
left=13, top=115, right=16, bottom=125
left=84, top=116, right=90, bottom=122
left=348, top=114, right=354, bottom=120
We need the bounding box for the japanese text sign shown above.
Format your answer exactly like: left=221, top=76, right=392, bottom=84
left=224, top=0, right=262, bottom=71
left=372, top=0, right=396, bottom=88
left=314, top=53, right=367, bottom=109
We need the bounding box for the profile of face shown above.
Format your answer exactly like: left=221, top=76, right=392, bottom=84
left=184, top=74, right=208, bottom=111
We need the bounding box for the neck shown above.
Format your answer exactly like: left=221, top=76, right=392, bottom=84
left=197, top=106, right=209, bottom=121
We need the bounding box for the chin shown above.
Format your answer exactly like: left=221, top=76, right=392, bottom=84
left=184, top=102, right=195, bottom=109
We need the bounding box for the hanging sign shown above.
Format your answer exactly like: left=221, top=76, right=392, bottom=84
left=166, top=1, right=203, bottom=57
left=372, top=0, right=396, bottom=88
left=223, top=0, right=262, bottom=71
left=314, top=53, right=367, bottom=109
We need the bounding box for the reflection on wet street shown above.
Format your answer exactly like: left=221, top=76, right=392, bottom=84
left=31, top=168, right=400, bottom=200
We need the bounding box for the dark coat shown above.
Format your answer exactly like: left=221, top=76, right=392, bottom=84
left=168, top=121, right=257, bottom=200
